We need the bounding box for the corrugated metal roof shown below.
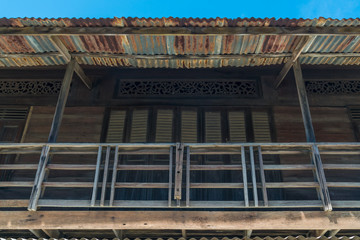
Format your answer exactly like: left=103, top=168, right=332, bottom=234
left=1, top=17, right=360, bottom=27
left=1, top=17, right=360, bottom=68
left=1, top=237, right=360, bottom=240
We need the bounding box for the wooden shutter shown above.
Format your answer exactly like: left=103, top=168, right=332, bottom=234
left=350, top=107, right=360, bottom=141
left=205, top=111, right=222, bottom=143
left=228, top=110, right=246, bottom=142
left=106, top=110, right=126, bottom=143
left=155, top=109, right=173, bottom=142
left=252, top=110, right=272, bottom=142
left=181, top=110, right=198, bottom=142
left=129, top=109, right=148, bottom=143
left=0, top=108, right=27, bottom=120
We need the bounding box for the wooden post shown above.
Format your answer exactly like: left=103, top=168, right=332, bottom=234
left=28, top=59, right=76, bottom=211
left=293, top=60, right=332, bottom=211
left=168, top=146, right=174, bottom=207
left=174, top=143, right=184, bottom=206
left=241, top=146, right=249, bottom=207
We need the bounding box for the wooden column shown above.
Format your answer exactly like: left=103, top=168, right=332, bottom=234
left=28, top=59, right=76, bottom=211
left=293, top=60, right=332, bottom=211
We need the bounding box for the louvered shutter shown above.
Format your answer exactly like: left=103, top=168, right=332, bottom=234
left=0, top=108, right=28, bottom=120
left=350, top=108, right=360, bottom=122
left=350, top=108, right=360, bottom=141
left=129, top=109, right=148, bottom=143
left=155, top=109, right=173, bottom=142
left=205, top=111, right=222, bottom=143
left=181, top=110, right=198, bottom=142
left=252, top=110, right=272, bottom=142
left=228, top=110, right=246, bottom=142
left=106, top=110, right=126, bottom=143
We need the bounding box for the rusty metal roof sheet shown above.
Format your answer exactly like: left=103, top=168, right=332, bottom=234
left=1, top=237, right=360, bottom=240
left=1, top=17, right=360, bottom=27
left=1, top=17, right=360, bottom=68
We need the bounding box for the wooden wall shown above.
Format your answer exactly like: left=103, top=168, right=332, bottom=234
left=24, top=106, right=105, bottom=143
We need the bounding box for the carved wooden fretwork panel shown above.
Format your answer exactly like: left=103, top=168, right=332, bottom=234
left=116, top=79, right=260, bottom=97
left=306, top=80, right=360, bottom=95
left=0, top=80, right=62, bottom=96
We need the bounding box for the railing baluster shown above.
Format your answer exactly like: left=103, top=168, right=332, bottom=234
left=28, top=145, right=51, bottom=211
left=249, top=146, right=258, bottom=207
left=110, top=145, right=119, bottom=206
left=91, top=146, right=102, bottom=207
left=258, top=146, right=268, bottom=207
left=168, top=146, right=173, bottom=207
left=241, top=146, right=249, bottom=207
left=100, top=146, right=111, bottom=206
left=186, top=146, right=190, bottom=207
left=311, top=144, right=332, bottom=211
left=174, top=143, right=184, bottom=207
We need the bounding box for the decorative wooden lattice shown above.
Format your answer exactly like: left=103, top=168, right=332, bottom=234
left=306, top=80, right=360, bottom=95
left=0, top=80, right=62, bottom=96
left=116, top=79, right=259, bottom=97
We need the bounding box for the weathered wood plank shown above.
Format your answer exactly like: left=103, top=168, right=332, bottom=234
left=293, top=59, right=332, bottom=211
left=1, top=211, right=360, bottom=230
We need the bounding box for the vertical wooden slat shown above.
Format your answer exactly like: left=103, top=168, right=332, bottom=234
left=168, top=146, right=173, bottom=207
left=174, top=143, right=184, bottom=206
left=100, top=146, right=111, bottom=206
left=258, top=146, right=268, bottom=207
left=249, top=146, right=258, bottom=207
left=91, top=146, right=102, bottom=207
left=186, top=146, right=190, bottom=207
left=241, top=146, right=249, bottom=207
left=110, top=145, right=119, bottom=206
left=27, top=145, right=50, bottom=211
left=293, top=60, right=332, bottom=211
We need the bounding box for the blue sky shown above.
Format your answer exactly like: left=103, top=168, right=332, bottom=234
left=0, top=0, right=359, bottom=19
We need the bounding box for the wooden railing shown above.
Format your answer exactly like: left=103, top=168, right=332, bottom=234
left=0, top=142, right=360, bottom=211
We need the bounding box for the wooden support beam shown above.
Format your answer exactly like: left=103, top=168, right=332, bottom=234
left=47, top=59, right=76, bottom=143
left=1, top=26, right=360, bottom=35
left=113, top=229, right=123, bottom=240
left=293, top=59, right=332, bottom=211
left=42, top=229, right=62, bottom=238
left=50, top=36, right=92, bottom=89
left=307, top=229, right=328, bottom=237
left=182, top=229, right=187, bottom=238
left=29, top=229, right=48, bottom=238
left=28, top=59, right=76, bottom=211
left=1, top=211, right=360, bottom=230
left=274, top=36, right=316, bottom=88
left=244, top=230, right=252, bottom=238
left=327, top=229, right=341, bottom=237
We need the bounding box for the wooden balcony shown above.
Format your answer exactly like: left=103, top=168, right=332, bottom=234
left=1, top=142, right=360, bottom=211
